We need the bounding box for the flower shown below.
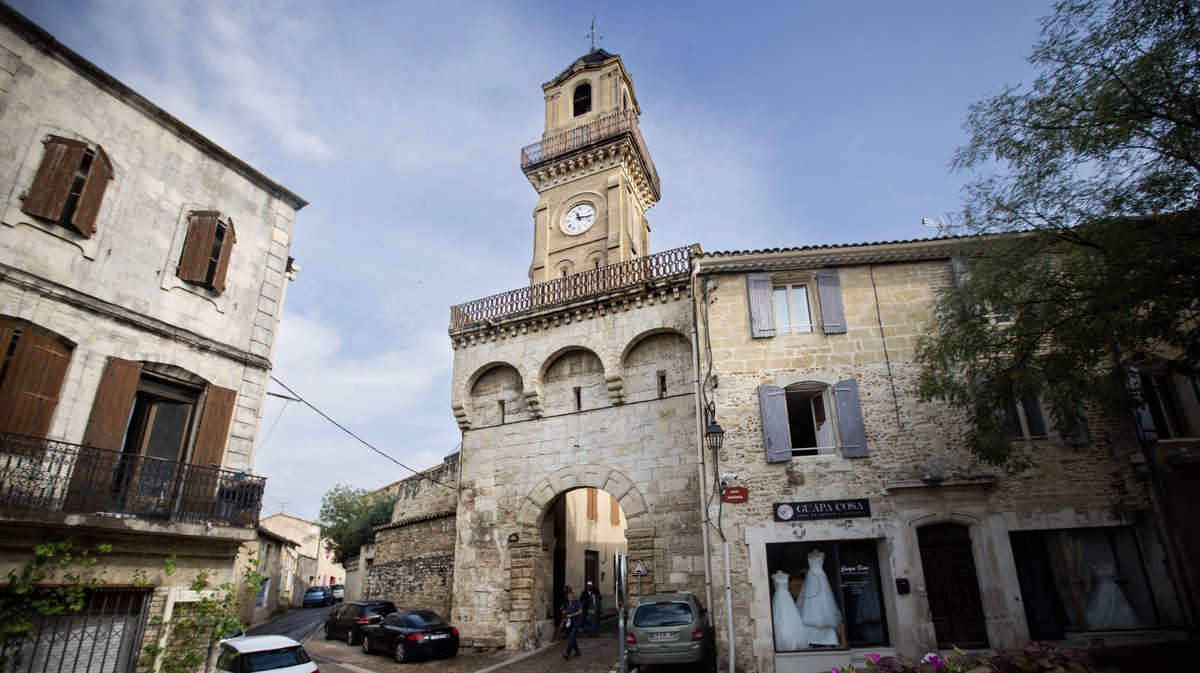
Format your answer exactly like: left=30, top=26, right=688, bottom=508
left=866, top=653, right=881, bottom=663
left=921, top=652, right=945, bottom=670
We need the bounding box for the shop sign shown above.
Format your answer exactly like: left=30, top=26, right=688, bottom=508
left=721, top=486, right=749, bottom=503
left=773, top=498, right=871, bottom=522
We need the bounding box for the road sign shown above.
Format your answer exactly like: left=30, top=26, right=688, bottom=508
left=631, top=560, right=648, bottom=576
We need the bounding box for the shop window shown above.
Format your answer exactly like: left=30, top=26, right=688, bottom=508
left=747, top=270, right=846, bottom=338
left=177, top=211, right=235, bottom=295
left=0, top=319, right=73, bottom=446
left=573, top=83, right=592, bottom=116
left=1010, top=527, right=1157, bottom=638
left=766, top=540, right=888, bottom=652
left=759, top=379, right=868, bottom=462
left=20, top=135, right=113, bottom=238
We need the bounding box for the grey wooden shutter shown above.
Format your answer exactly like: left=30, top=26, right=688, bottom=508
left=747, top=273, right=776, bottom=338
left=71, top=144, right=112, bottom=237
left=178, top=211, right=220, bottom=284
left=21, top=136, right=88, bottom=222
left=83, top=357, right=142, bottom=451
left=816, top=269, right=847, bottom=334
left=758, top=384, right=791, bottom=463
left=950, top=255, right=969, bottom=287
left=834, top=378, right=868, bottom=457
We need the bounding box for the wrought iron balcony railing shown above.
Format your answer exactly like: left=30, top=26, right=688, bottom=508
left=0, top=431, right=264, bottom=529
left=520, top=109, right=661, bottom=196
left=449, top=244, right=696, bottom=331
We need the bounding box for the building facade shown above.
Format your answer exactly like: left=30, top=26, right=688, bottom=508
left=0, top=6, right=305, bottom=671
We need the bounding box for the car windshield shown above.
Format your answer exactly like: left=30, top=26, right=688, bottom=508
left=363, top=603, right=396, bottom=617
left=401, top=611, right=447, bottom=628
left=633, top=602, right=694, bottom=627
left=241, top=646, right=310, bottom=672
left=305, top=588, right=324, bottom=595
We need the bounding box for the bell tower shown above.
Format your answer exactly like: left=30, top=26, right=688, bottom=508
left=521, top=49, right=661, bottom=284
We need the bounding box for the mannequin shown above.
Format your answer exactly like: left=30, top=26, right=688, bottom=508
left=771, top=570, right=809, bottom=651
left=1085, top=563, right=1142, bottom=630
left=798, top=550, right=842, bottom=645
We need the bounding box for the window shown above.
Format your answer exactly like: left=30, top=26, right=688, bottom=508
left=747, top=270, right=846, bottom=338
left=573, top=83, right=592, bottom=116
left=773, top=283, right=813, bottom=334
left=12, top=587, right=151, bottom=673
left=1138, top=372, right=1198, bottom=439
left=178, top=211, right=235, bottom=295
left=767, top=540, right=889, bottom=651
left=0, top=319, right=73, bottom=444
left=759, top=379, right=868, bottom=462
left=1006, top=392, right=1048, bottom=440
left=20, top=135, right=113, bottom=238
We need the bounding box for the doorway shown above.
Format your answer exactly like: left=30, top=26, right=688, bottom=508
left=918, top=523, right=988, bottom=648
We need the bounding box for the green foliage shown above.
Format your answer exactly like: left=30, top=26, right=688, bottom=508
left=319, top=484, right=397, bottom=565
left=917, top=0, right=1200, bottom=468
left=0, top=539, right=111, bottom=669
left=141, top=556, right=264, bottom=673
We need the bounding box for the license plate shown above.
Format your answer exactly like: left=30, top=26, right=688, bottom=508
left=649, top=631, right=675, bottom=641
left=428, top=633, right=449, bottom=640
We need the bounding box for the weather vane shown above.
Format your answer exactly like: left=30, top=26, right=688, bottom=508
left=587, top=15, right=603, bottom=52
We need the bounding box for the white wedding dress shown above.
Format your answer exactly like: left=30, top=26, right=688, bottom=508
left=1085, top=563, right=1142, bottom=630
left=771, top=570, right=808, bottom=651
left=798, top=550, right=842, bottom=645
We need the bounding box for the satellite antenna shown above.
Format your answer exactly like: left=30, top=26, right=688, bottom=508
left=921, top=213, right=953, bottom=237
left=587, top=15, right=603, bottom=52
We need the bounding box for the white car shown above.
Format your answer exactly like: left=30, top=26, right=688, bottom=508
left=217, top=635, right=318, bottom=673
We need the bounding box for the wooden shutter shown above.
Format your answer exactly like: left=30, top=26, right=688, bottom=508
left=21, top=136, right=88, bottom=222
left=746, top=273, right=776, bottom=339
left=587, top=488, right=598, bottom=520
left=191, top=384, right=236, bottom=469
left=178, top=211, right=219, bottom=284
left=0, top=329, right=72, bottom=443
left=83, top=358, right=142, bottom=450
left=211, top=219, right=235, bottom=295
left=816, top=269, right=847, bottom=334
left=758, top=384, right=791, bottom=463
left=610, top=494, right=620, bottom=525
left=1127, top=368, right=1158, bottom=442
left=71, top=144, right=112, bottom=237
left=950, top=255, right=969, bottom=288
left=834, top=378, right=868, bottom=457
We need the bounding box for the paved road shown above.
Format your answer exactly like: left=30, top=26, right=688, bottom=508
left=246, top=604, right=336, bottom=642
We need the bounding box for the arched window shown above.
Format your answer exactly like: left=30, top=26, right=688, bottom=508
left=573, top=83, right=592, bottom=116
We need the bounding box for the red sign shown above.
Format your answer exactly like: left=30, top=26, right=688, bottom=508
left=721, top=486, right=749, bottom=503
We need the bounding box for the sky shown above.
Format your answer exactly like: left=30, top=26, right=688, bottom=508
left=12, top=0, right=1055, bottom=522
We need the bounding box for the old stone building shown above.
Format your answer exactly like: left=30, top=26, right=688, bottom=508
left=0, top=6, right=304, bottom=671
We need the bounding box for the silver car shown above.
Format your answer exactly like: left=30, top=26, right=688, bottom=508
left=625, top=593, right=710, bottom=667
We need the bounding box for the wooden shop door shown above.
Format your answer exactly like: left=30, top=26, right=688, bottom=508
left=918, top=523, right=989, bottom=648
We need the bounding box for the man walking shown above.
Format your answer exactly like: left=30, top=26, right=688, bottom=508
left=581, top=580, right=602, bottom=636
left=562, top=588, right=583, bottom=658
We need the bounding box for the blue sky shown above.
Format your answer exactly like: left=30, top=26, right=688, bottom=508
left=13, top=0, right=1053, bottom=520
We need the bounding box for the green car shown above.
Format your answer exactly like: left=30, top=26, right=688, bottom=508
left=625, top=593, right=710, bottom=668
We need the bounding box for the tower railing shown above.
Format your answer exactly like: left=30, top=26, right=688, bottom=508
left=520, top=109, right=661, bottom=195
left=449, top=245, right=696, bottom=331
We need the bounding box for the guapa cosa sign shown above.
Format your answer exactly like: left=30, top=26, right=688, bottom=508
left=773, top=498, right=871, bottom=522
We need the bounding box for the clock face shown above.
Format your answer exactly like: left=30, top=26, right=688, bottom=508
left=562, top=203, right=597, bottom=235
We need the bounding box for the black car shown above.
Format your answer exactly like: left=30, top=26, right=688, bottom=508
left=360, top=609, right=459, bottom=662
left=323, top=600, right=397, bottom=645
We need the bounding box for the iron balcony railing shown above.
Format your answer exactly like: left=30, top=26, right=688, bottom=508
left=520, top=109, right=661, bottom=196
left=0, top=431, right=264, bottom=529
left=449, top=244, right=696, bottom=331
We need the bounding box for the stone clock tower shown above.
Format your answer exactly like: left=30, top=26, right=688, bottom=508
left=521, top=49, right=661, bottom=284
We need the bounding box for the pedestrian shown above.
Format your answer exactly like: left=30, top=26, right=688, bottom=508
left=561, top=588, right=583, bottom=658
left=581, top=580, right=602, bottom=635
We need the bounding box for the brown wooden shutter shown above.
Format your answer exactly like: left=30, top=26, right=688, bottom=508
left=0, top=329, right=72, bottom=442
left=178, top=211, right=219, bottom=284
left=746, top=273, right=777, bottom=338
left=587, top=487, right=598, bottom=520
left=21, top=136, right=88, bottom=222
left=71, top=144, right=112, bottom=237
left=211, top=219, right=235, bottom=295
left=191, top=384, right=236, bottom=469
left=83, top=357, right=142, bottom=450
left=758, top=384, right=791, bottom=463
left=610, top=495, right=620, bottom=525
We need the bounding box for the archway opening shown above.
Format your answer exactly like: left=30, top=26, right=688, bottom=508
left=546, top=486, right=628, bottom=629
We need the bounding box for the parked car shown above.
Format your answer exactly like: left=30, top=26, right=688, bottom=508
left=625, top=593, right=710, bottom=668
left=360, top=609, right=459, bottom=662
left=330, top=584, right=345, bottom=601
left=323, top=599, right=397, bottom=645
left=302, top=586, right=334, bottom=607
left=216, top=635, right=317, bottom=673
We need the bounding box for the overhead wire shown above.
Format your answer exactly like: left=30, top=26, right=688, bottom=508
left=268, top=375, right=456, bottom=491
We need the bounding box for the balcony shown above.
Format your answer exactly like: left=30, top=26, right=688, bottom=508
left=449, top=244, right=696, bottom=331
left=520, top=109, right=661, bottom=197
left=0, top=431, right=264, bottom=529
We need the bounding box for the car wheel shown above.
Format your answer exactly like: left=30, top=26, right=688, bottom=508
left=346, top=628, right=357, bottom=646
left=323, top=625, right=333, bottom=640
left=445, top=645, right=458, bottom=658
left=361, top=635, right=371, bottom=654
left=394, top=641, right=408, bottom=663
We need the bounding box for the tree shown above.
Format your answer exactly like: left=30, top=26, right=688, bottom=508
left=916, top=0, right=1200, bottom=468
left=318, top=484, right=397, bottom=564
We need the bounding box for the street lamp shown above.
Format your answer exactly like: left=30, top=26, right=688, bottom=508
left=705, top=421, right=725, bottom=452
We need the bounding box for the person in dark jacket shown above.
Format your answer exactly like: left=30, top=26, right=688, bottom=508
left=561, top=589, right=583, bottom=658
left=581, top=580, right=602, bottom=635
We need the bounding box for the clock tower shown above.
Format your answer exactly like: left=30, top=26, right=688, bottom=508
left=521, top=49, right=661, bottom=284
